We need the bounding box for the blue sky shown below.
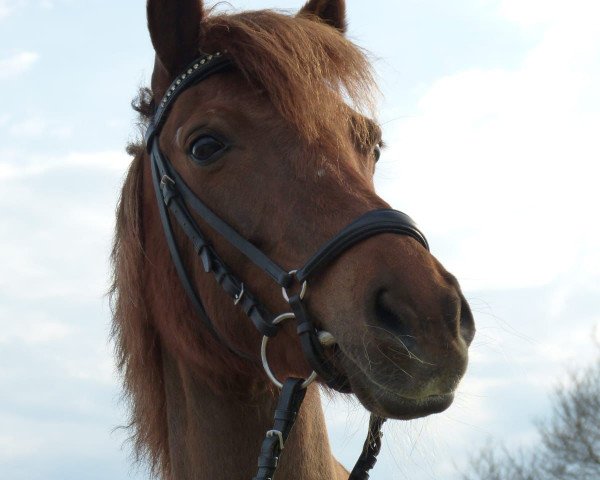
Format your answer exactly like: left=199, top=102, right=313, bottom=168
left=1, top=0, right=599, bottom=479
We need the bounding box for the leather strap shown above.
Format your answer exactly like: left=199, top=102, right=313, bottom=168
left=150, top=150, right=226, bottom=342
left=252, top=378, right=307, bottom=480
left=288, top=294, right=350, bottom=392
left=349, top=415, right=387, bottom=480
left=296, top=209, right=429, bottom=283
left=152, top=147, right=280, bottom=337
left=154, top=147, right=294, bottom=288
left=145, top=52, right=233, bottom=149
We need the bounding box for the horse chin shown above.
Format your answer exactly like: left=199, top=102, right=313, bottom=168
left=332, top=351, right=456, bottom=420
left=352, top=375, right=455, bottom=420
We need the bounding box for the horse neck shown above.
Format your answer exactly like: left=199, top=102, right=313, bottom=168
left=138, top=155, right=345, bottom=479
left=161, top=346, right=346, bottom=480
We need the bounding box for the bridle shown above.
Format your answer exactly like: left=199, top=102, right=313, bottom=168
left=145, top=51, right=430, bottom=480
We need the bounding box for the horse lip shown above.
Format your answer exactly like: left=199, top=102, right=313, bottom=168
left=331, top=346, right=456, bottom=418
left=365, top=388, right=455, bottom=420
left=392, top=392, right=455, bottom=419
left=406, top=392, right=455, bottom=410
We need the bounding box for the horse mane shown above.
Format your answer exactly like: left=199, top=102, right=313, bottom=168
left=110, top=125, right=168, bottom=476
left=110, top=8, right=376, bottom=477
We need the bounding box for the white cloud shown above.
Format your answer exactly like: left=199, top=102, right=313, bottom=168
left=0, top=148, right=128, bottom=303
left=0, top=149, right=128, bottom=180
left=0, top=314, right=72, bottom=345
left=0, top=0, right=18, bottom=19
left=0, top=0, right=56, bottom=19
left=0, top=433, right=42, bottom=461
left=498, top=0, right=600, bottom=28
left=7, top=116, right=74, bottom=139
left=0, top=51, right=39, bottom=79
left=376, top=2, right=600, bottom=291
left=7, top=116, right=47, bottom=137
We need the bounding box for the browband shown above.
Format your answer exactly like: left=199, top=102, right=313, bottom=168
left=145, top=52, right=232, bottom=150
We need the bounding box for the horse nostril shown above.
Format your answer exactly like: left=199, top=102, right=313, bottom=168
left=372, top=289, right=416, bottom=350
left=459, top=297, right=476, bottom=345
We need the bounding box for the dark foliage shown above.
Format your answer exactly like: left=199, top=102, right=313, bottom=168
left=461, top=355, right=600, bottom=480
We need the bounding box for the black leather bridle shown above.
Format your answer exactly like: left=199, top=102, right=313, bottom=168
left=145, top=51, right=430, bottom=480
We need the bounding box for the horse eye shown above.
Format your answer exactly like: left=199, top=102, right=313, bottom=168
left=189, top=135, right=227, bottom=165
left=373, top=145, right=382, bottom=162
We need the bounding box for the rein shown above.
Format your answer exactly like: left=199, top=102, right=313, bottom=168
left=145, top=51, right=430, bottom=480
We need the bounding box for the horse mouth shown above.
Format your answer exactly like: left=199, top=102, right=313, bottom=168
left=324, top=343, right=456, bottom=420
left=349, top=367, right=455, bottom=420
left=365, top=389, right=455, bottom=420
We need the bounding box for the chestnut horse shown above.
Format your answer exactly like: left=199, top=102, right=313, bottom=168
left=110, top=1, right=475, bottom=479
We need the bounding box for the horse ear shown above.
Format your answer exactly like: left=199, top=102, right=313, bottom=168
left=298, top=0, right=347, bottom=33
left=147, top=0, right=204, bottom=90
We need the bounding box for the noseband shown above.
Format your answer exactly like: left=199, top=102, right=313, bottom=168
left=145, top=51, right=429, bottom=480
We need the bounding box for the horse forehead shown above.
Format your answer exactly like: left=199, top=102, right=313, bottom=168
left=161, top=87, right=284, bottom=147
left=171, top=72, right=273, bottom=118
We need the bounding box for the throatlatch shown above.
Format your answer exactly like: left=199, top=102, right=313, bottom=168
left=146, top=51, right=429, bottom=480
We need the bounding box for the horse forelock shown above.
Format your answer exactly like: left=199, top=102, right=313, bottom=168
left=200, top=10, right=377, bottom=145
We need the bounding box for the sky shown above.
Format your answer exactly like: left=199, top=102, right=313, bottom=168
left=1, top=0, right=599, bottom=479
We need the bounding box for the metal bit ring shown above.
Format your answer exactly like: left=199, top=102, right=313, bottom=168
left=261, top=313, right=317, bottom=389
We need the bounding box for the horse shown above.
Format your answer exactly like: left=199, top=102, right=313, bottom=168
left=110, top=1, right=475, bottom=479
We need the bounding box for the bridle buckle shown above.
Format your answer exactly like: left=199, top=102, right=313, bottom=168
left=266, top=430, right=284, bottom=451
left=160, top=174, right=175, bottom=188
left=233, top=283, right=245, bottom=306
